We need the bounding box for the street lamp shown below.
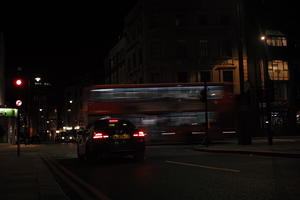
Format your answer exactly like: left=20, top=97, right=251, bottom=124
left=35, top=77, right=41, bottom=82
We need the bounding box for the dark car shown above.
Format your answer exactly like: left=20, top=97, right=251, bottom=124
left=77, top=119, right=145, bottom=162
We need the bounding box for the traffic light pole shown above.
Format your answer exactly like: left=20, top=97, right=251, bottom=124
left=236, top=0, right=251, bottom=145
left=17, top=109, right=21, bottom=156
left=263, top=56, right=273, bottom=145
left=200, top=78, right=209, bottom=146
left=204, top=79, right=209, bottom=146
left=13, top=73, right=24, bottom=156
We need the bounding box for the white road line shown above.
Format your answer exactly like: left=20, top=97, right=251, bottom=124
left=165, top=160, right=241, bottom=173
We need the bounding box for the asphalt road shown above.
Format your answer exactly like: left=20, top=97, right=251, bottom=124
left=41, top=144, right=300, bottom=200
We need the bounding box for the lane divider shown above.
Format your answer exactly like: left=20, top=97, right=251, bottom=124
left=41, top=154, right=111, bottom=200
left=165, top=160, right=241, bottom=173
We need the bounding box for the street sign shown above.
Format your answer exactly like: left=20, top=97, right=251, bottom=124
left=16, top=100, right=22, bottom=107
left=0, top=108, right=18, bottom=117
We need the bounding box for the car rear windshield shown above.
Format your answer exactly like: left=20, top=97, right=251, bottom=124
left=94, top=120, right=135, bottom=130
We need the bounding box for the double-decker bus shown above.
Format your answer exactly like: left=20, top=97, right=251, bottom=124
left=82, top=83, right=236, bottom=144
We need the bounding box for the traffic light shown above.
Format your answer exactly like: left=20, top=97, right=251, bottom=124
left=12, top=78, right=25, bottom=108
left=14, top=78, right=24, bottom=87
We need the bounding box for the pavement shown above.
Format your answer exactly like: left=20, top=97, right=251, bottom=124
left=1, top=136, right=300, bottom=200
left=0, top=144, right=69, bottom=200
left=193, top=136, right=300, bottom=158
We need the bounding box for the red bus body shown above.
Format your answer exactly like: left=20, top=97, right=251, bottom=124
left=82, top=83, right=236, bottom=144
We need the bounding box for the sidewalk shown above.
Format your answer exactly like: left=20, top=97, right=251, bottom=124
left=192, top=136, right=300, bottom=158
left=0, top=144, right=69, bottom=200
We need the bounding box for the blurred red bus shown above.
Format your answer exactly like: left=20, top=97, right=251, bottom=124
left=82, top=83, right=236, bottom=144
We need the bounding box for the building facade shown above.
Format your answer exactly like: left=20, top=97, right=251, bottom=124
left=244, top=0, right=300, bottom=135
left=104, top=0, right=299, bottom=136
left=105, top=0, right=246, bottom=95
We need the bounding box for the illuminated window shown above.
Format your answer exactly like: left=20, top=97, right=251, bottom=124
left=268, top=60, right=289, bottom=80
left=266, top=37, right=287, bottom=47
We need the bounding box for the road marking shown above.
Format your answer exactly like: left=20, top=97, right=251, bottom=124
left=165, top=160, right=240, bottom=173
left=41, top=154, right=112, bottom=200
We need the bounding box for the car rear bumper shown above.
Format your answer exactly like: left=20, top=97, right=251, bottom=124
left=90, top=141, right=145, bottom=155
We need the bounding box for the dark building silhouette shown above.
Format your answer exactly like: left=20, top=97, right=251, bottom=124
left=105, top=0, right=245, bottom=94
left=243, top=0, right=300, bottom=135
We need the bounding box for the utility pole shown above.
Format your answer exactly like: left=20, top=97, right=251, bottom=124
left=236, top=0, right=251, bottom=145
left=14, top=76, right=25, bottom=156
left=200, top=75, right=209, bottom=146
left=16, top=109, right=20, bottom=156
left=204, top=79, right=209, bottom=146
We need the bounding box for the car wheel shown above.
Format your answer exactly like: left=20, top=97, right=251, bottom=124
left=133, top=152, right=145, bottom=162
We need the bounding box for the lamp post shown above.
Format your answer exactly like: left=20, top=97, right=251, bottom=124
left=261, top=35, right=273, bottom=145
left=200, top=77, right=209, bottom=146
left=236, top=0, right=252, bottom=145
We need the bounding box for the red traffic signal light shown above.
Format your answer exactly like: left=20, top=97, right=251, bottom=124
left=14, top=78, right=24, bottom=87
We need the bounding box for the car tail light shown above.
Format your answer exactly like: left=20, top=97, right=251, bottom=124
left=109, top=119, right=119, bottom=123
left=93, top=132, right=109, bottom=139
left=133, top=131, right=145, bottom=137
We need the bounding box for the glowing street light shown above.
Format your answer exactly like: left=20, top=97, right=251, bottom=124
left=35, top=77, right=41, bottom=82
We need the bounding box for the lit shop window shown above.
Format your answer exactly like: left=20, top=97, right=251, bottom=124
left=268, top=60, right=289, bottom=80
left=266, top=37, right=287, bottom=47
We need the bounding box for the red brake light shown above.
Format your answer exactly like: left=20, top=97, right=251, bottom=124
left=133, top=131, right=145, bottom=137
left=109, top=119, right=119, bottom=123
left=93, top=132, right=109, bottom=139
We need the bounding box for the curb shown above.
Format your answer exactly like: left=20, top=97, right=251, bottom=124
left=192, top=147, right=300, bottom=158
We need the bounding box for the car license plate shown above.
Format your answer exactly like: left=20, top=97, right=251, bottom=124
left=113, top=134, right=130, bottom=140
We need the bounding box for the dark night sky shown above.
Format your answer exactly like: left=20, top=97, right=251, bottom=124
left=3, top=0, right=138, bottom=88
left=3, top=0, right=297, bottom=90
